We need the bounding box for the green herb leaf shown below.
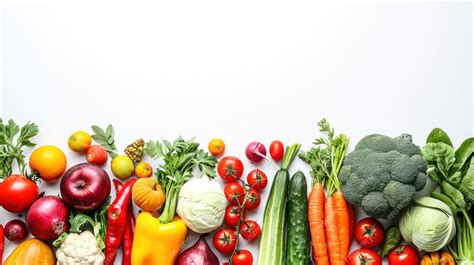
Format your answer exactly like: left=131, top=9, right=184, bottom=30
left=91, top=124, right=118, bottom=158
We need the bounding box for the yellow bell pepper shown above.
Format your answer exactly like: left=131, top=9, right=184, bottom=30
left=131, top=212, right=187, bottom=265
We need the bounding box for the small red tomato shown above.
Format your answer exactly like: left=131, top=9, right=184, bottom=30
left=348, top=248, right=382, bottom=265
left=354, top=217, right=385, bottom=248
left=388, top=244, right=419, bottom=265
left=243, top=189, right=261, bottom=211
left=269, top=140, right=284, bottom=162
left=224, top=182, right=245, bottom=205
left=224, top=205, right=246, bottom=227
left=246, top=169, right=268, bottom=191
left=218, top=156, right=244, bottom=182
left=0, top=175, right=39, bottom=213
left=240, top=220, right=261, bottom=242
left=232, top=249, right=253, bottom=265
left=213, top=228, right=237, bottom=255
left=86, top=145, right=108, bottom=165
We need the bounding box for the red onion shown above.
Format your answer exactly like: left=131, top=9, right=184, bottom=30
left=245, top=141, right=267, bottom=163
left=176, top=234, right=219, bottom=265
left=60, top=163, right=111, bottom=212
left=4, top=219, right=28, bottom=242
left=26, top=196, right=70, bottom=241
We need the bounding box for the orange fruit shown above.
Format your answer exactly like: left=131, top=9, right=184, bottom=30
left=29, top=145, right=67, bottom=182
left=68, top=131, right=92, bottom=153
left=135, top=162, right=153, bottom=178
left=208, top=138, right=225, bottom=156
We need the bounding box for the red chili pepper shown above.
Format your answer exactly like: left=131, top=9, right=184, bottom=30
left=0, top=224, right=4, bottom=265
left=112, top=180, right=135, bottom=265
left=105, top=178, right=136, bottom=265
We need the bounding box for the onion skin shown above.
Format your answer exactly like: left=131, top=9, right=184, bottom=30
left=26, top=196, right=70, bottom=241
left=60, top=163, right=111, bottom=212
left=176, top=234, right=219, bottom=265
left=245, top=142, right=267, bottom=163
left=4, top=219, right=28, bottom=242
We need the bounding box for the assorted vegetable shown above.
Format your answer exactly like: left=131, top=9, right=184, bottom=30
left=4, top=219, right=28, bottom=242
left=399, top=197, right=456, bottom=252
left=339, top=133, right=428, bottom=219
left=0, top=119, right=473, bottom=265
left=176, top=234, right=219, bottom=265
left=421, top=128, right=474, bottom=264
left=258, top=143, right=300, bottom=265
left=26, top=196, right=70, bottom=241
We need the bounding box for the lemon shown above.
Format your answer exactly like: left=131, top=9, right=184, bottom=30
left=111, top=155, right=135, bottom=179
left=68, top=131, right=92, bottom=153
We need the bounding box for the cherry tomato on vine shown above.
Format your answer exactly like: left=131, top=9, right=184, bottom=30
left=224, top=182, right=245, bottom=205
left=232, top=250, right=253, bottom=265
left=213, top=228, right=237, bottom=255
left=218, top=156, right=244, bottom=182
left=246, top=169, right=268, bottom=191
left=224, top=205, right=246, bottom=227
left=240, top=220, right=261, bottom=242
left=269, top=140, right=284, bottom=162
left=243, top=188, right=261, bottom=211
left=388, top=244, right=419, bottom=265
left=348, top=248, right=382, bottom=265
left=354, top=217, right=385, bottom=248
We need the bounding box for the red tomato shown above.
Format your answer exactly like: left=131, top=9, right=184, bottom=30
left=354, top=217, right=385, bottom=248
left=269, top=140, right=284, bottom=161
left=239, top=220, right=261, bottom=242
left=348, top=248, right=382, bottom=265
left=224, top=205, right=246, bottom=227
left=243, top=189, right=261, bottom=211
left=86, top=145, right=108, bottom=165
left=224, top=182, right=245, bottom=205
left=232, top=250, right=253, bottom=265
left=388, top=244, right=419, bottom=265
left=218, top=156, right=244, bottom=182
left=246, top=169, right=268, bottom=191
left=213, top=228, right=237, bottom=255
left=0, top=175, right=39, bottom=213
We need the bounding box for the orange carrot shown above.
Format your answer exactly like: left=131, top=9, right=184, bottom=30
left=308, top=182, right=329, bottom=265
left=333, top=191, right=351, bottom=263
left=325, top=196, right=344, bottom=265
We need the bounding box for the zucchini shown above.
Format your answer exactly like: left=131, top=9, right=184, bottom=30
left=257, top=143, right=301, bottom=265
left=286, top=171, right=311, bottom=265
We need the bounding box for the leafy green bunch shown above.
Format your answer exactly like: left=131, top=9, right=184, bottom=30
left=0, top=119, right=39, bottom=178
left=145, top=136, right=217, bottom=223
left=421, top=128, right=473, bottom=264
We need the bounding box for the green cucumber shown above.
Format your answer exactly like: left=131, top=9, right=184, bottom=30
left=257, top=143, right=301, bottom=265
left=286, top=171, right=311, bottom=265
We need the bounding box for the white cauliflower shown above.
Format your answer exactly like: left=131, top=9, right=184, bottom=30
left=56, top=231, right=104, bottom=265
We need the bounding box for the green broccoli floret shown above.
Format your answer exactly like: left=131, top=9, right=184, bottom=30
left=340, top=134, right=427, bottom=219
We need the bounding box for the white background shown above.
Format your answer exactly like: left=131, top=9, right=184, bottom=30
left=0, top=1, right=472, bottom=264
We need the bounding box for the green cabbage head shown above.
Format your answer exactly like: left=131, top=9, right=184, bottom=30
left=399, top=197, right=456, bottom=252
left=177, top=177, right=227, bottom=233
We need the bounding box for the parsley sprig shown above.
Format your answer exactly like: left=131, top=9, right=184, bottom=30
left=144, top=136, right=217, bottom=223
left=0, top=119, right=39, bottom=177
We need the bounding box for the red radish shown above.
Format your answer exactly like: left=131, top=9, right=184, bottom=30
left=4, top=219, right=28, bottom=242
left=245, top=142, right=267, bottom=163
left=269, top=141, right=284, bottom=161
left=26, top=196, right=70, bottom=241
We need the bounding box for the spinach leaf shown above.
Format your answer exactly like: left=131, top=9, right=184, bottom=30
left=421, top=142, right=456, bottom=179
left=451, top=137, right=474, bottom=174
left=426, top=128, right=453, bottom=147
left=459, top=159, right=474, bottom=204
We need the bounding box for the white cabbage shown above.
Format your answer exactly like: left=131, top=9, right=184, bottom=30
left=177, top=177, right=227, bottom=233
left=399, top=197, right=456, bottom=252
